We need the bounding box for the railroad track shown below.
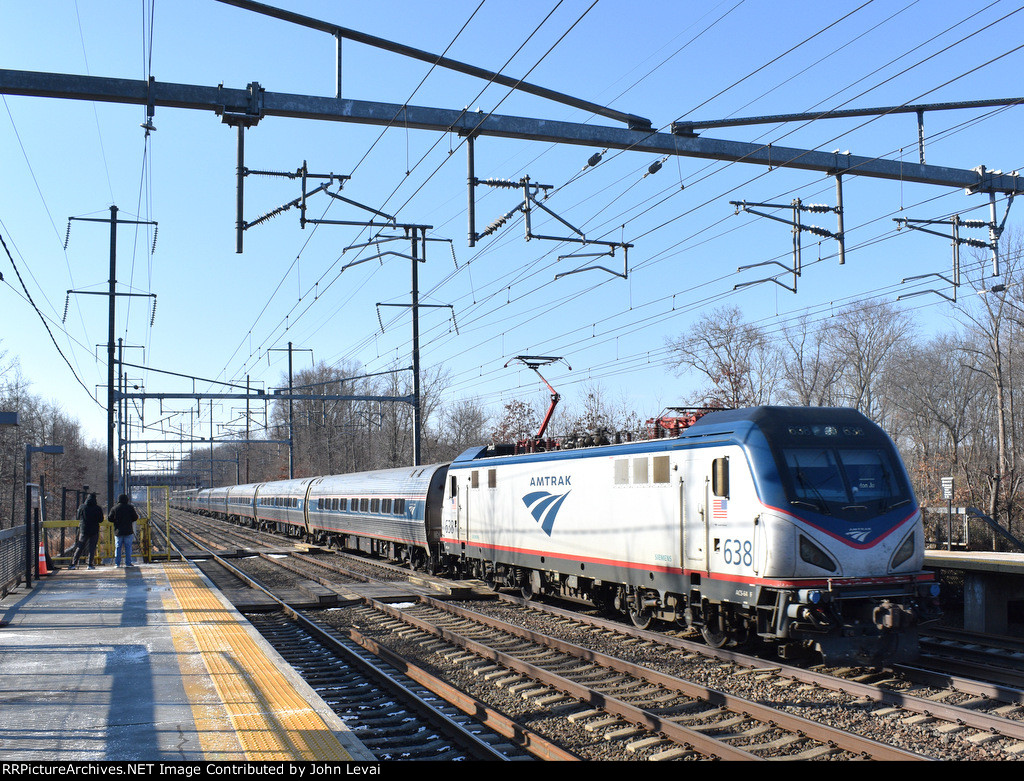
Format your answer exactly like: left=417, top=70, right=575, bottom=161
left=226, top=548, right=931, bottom=759
left=325, top=596, right=925, bottom=760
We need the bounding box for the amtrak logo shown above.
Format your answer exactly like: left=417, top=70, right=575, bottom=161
left=846, top=528, right=872, bottom=542
left=522, top=491, right=571, bottom=536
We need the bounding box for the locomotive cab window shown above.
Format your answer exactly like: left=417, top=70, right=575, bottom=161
left=712, top=457, right=729, bottom=498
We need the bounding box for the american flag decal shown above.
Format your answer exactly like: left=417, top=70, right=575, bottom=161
left=712, top=498, right=728, bottom=519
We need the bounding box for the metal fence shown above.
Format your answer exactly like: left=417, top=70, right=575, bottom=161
left=0, top=525, right=26, bottom=597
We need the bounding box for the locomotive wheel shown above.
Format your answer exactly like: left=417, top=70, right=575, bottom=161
left=520, top=581, right=535, bottom=601
left=629, top=605, right=653, bottom=630
left=700, top=625, right=729, bottom=648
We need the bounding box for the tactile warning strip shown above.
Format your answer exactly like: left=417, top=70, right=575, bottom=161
left=165, top=562, right=353, bottom=760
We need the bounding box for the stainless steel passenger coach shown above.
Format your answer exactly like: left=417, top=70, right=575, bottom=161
left=181, top=406, right=938, bottom=664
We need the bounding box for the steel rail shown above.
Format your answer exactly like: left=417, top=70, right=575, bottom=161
left=367, top=597, right=761, bottom=760
left=496, top=593, right=1024, bottom=744
left=401, top=595, right=928, bottom=761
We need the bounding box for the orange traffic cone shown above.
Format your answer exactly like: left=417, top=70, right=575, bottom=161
left=37, top=541, right=49, bottom=576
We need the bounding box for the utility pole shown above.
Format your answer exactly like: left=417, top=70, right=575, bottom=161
left=66, top=206, right=157, bottom=509
left=269, top=342, right=312, bottom=478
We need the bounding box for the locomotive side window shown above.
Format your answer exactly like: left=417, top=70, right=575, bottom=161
left=488, top=469, right=497, bottom=488
left=653, top=456, right=670, bottom=484
left=471, top=471, right=479, bottom=489
left=712, top=457, right=729, bottom=498
left=614, top=459, right=629, bottom=485
left=450, top=476, right=458, bottom=497
left=633, top=457, right=649, bottom=484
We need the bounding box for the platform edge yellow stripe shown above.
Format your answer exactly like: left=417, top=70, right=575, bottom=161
left=165, top=562, right=354, bottom=761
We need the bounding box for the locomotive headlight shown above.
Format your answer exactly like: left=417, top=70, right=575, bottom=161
left=890, top=531, right=916, bottom=570
left=799, top=535, right=837, bottom=573
left=798, top=588, right=823, bottom=604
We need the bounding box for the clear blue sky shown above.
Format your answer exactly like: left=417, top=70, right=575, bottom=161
left=2, top=0, right=1023, bottom=464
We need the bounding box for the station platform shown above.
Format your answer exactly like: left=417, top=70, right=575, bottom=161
left=925, top=549, right=1024, bottom=635
left=0, top=560, right=376, bottom=763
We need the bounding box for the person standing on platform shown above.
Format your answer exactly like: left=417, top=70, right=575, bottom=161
left=108, top=494, right=140, bottom=567
left=69, top=493, right=103, bottom=570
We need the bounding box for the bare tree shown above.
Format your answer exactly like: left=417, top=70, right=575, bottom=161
left=780, top=313, right=842, bottom=406
left=823, top=299, right=915, bottom=428
left=667, top=305, right=781, bottom=408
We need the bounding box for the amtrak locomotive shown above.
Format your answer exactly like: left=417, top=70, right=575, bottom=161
left=178, top=406, right=939, bottom=665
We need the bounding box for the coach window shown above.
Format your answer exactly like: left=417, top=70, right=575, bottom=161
left=360, top=498, right=369, bottom=512
left=382, top=498, right=392, bottom=514
left=394, top=498, right=405, bottom=515
left=371, top=498, right=380, bottom=513
left=633, top=457, right=649, bottom=484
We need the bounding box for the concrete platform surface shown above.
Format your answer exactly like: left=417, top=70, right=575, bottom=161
left=0, top=562, right=375, bottom=762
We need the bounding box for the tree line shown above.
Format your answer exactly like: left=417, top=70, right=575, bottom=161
left=0, top=351, right=107, bottom=528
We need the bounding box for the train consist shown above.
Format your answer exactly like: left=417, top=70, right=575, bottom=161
left=174, top=406, right=940, bottom=665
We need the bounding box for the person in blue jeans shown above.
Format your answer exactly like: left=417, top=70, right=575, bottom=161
left=108, top=494, right=140, bottom=567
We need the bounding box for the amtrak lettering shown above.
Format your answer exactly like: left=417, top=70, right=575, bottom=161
left=529, top=475, right=572, bottom=487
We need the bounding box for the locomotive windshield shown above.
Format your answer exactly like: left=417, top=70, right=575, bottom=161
left=782, top=447, right=909, bottom=512
left=765, top=419, right=912, bottom=515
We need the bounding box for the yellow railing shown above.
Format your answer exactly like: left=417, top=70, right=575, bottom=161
left=42, top=487, right=174, bottom=565
left=42, top=518, right=153, bottom=563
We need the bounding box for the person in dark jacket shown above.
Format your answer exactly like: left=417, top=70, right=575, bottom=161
left=108, top=494, right=140, bottom=567
left=70, top=493, right=104, bottom=570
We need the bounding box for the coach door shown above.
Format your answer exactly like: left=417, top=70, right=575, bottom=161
left=457, top=472, right=471, bottom=542
left=683, top=460, right=706, bottom=571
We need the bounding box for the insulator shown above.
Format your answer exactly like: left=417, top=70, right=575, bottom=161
left=803, top=203, right=833, bottom=213
left=805, top=225, right=833, bottom=237
left=480, top=178, right=519, bottom=189
left=960, top=220, right=988, bottom=228
left=149, top=297, right=157, bottom=327
left=963, top=237, right=991, bottom=248
left=63, top=222, right=71, bottom=251
left=647, top=160, right=662, bottom=175
left=151, top=225, right=158, bottom=254
left=587, top=152, right=603, bottom=168
left=62, top=293, right=70, bottom=324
